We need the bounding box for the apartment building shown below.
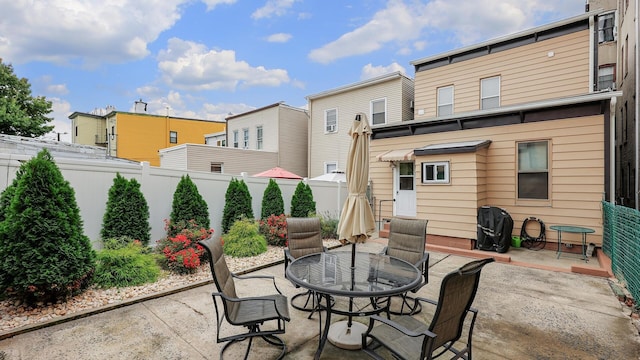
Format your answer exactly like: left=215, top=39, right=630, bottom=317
left=370, top=12, right=621, bottom=248
left=306, top=71, right=414, bottom=178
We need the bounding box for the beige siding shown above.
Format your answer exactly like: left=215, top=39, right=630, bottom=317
left=227, top=106, right=280, bottom=152
left=414, top=30, right=591, bottom=119
left=309, top=77, right=410, bottom=178
left=72, top=114, right=106, bottom=146
left=161, top=144, right=279, bottom=175
left=371, top=114, right=605, bottom=245
left=278, top=106, right=308, bottom=177
left=160, top=146, right=187, bottom=170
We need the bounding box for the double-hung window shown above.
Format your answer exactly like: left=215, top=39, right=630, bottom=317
left=256, top=126, right=263, bottom=150
left=517, top=141, right=549, bottom=200
left=169, top=131, right=177, bottom=144
left=325, top=109, right=337, bottom=133
left=233, top=130, right=239, bottom=148
left=371, top=98, right=386, bottom=125
left=437, top=86, right=454, bottom=116
left=242, top=128, right=249, bottom=149
left=598, top=65, right=615, bottom=90
left=481, top=76, right=500, bottom=109
left=598, top=12, right=616, bottom=43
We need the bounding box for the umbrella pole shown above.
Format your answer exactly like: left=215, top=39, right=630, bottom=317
left=348, top=243, right=356, bottom=328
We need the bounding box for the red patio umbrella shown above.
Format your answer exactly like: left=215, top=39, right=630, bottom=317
left=252, top=167, right=303, bottom=179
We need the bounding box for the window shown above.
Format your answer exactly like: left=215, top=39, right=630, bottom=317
left=437, top=86, right=454, bottom=116
left=75, top=126, right=78, bottom=137
left=242, top=128, right=249, bottom=149
left=517, top=141, right=549, bottom=200
left=421, top=162, right=449, bottom=184
left=371, top=99, right=386, bottom=125
left=598, top=65, right=615, bottom=90
left=598, top=12, right=615, bottom=43
left=233, top=130, right=239, bottom=148
left=325, top=109, right=337, bottom=133
left=624, top=36, right=629, bottom=77
left=216, top=139, right=226, bottom=147
left=325, top=162, right=337, bottom=174
left=210, top=162, right=223, bottom=173
left=169, top=131, right=177, bottom=144
left=256, top=126, right=263, bottom=150
left=399, top=163, right=414, bottom=190
left=481, top=76, right=500, bottom=109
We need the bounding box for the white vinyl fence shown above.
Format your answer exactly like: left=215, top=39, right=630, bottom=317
left=0, top=153, right=346, bottom=249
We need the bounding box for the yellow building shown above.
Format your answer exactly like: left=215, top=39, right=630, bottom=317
left=69, top=110, right=225, bottom=166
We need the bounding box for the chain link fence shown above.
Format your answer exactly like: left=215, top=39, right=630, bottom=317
left=602, top=201, right=640, bottom=303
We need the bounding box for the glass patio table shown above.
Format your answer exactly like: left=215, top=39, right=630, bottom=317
left=286, top=251, right=421, bottom=359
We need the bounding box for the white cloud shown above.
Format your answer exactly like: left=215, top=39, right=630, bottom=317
left=309, top=0, right=585, bottom=63
left=157, top=38, right=290, bottom=91
left=0, top=0, right=186, bottom=65
left=200, top=0, right=237, bottom=11
left=46, top=98, right=73, bottom=142
left=252, top=0, right=298, bottom=19
left=267, top=33, right=293, bottom=43
left=360, top=63, right=406, bottom=80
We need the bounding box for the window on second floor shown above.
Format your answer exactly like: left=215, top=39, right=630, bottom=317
left=169, top=131, right=177, bottom=144
left=598, top=12, right=616, bottom=43
left=242, top=128, right=249, bottom=149
left=517, top=140, right=549, bottom=200
left=481, top=76, right=500, bottom=110
left=233, top=130, right=239, bottom=148
left=325, top=109, right=337, bottom=133
left=371, top=98, right=386, bottom=125
left=437, top=86, right=454, bottom=116
left=598, top=65, right=615, bottom=90
left=256, top=126, right=263, bottom=150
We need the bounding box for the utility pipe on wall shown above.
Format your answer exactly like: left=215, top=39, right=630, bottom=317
left=611, top=96, right=617, bottom=203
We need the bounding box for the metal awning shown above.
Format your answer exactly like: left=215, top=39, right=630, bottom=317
left=376, top=148, right=414, bottom=162
left=414, top=140, right=492, bottom=156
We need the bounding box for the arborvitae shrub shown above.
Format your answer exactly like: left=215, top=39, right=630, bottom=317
left=222, top=178, right=254, bottom=233
left=169, top=174, right=210, bottom=236
left=261, top=179, right=284, bottom=219
left=101, top=174, right=151, bottom=245
left=222, top=218, right=267, bottom=257
left=0, top=149, right=95, bottom=304
left=93, top=240, right=160, bottom=288
left=290, top=182, right=316, bottom=217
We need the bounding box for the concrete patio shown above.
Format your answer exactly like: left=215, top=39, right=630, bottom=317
left=1, top=239, right=639, bottom=359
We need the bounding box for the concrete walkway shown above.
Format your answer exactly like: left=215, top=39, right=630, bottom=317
left=1, top=240, right=640, bottom=359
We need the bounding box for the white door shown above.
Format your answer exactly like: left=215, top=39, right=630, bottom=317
left=394, top=162, right=416, bottom=217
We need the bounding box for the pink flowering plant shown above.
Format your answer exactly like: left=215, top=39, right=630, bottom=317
left=259, top=214, right=288, bottom=246
left=156, top=219, right=214, bottom=274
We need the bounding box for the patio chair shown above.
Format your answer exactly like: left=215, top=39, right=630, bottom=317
left=361, top=257, right=495, bottom=360
left=198, top=237, right=290, bottom=360
left=379, top=218, right=429, bottom=315
left=284, top=217, right=331, bottom=316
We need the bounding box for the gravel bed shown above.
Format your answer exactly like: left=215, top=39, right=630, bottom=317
left=0, top=241, right=342, bottom=333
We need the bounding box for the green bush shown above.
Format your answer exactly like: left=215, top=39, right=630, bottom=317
left=0, top=149, right=95, bottom=304
left=169, top=175, right=209, bottom=236
left=93, top=241, right=161, bottom=288
left=222, top=178, right=254, bottom=233
left=103, top=236, right=137, bottom=250
left=291, top=182, right=316, bottom=217
left=261, top=179, right=284, bottom=219
left=101, top=174, right=151, bottom=245
left=319, top=214, right=339, bottom=239
left=223, top=218, right=267, bottom=257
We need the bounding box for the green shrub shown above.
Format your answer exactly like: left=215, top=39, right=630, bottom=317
left=261, top=179, right=284, bottom=219
left=0, top=149, right=95, bottom=304
left=259, top=214, right=287, bottom=246
left=291, top=182, right=316, bottom=217
left=93, top=241, right=161, bottom=288
left=319, top=214, right=339, bottom=239
left=169, top=175, right=209, bottom=236
left=223, top=218, right=267, bottom=257
left=103, top=236, right=137, bottom=250
left=156, top=219, right=213, bottom=274
left=222, top=178, right=254, bottom=233
left=101, top=174, right=151, bottom=245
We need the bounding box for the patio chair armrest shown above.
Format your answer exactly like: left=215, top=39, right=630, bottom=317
left=366, top=314, right=436, bottom=339
left=416, top=252, right=429, bottom=284
left=379, top=246, right=388, bottom=255
left=231, top=273, right=283, bottom=294
left=214, top=291, right=288, bottom=319
left=415, top=296, right=438, bottom=308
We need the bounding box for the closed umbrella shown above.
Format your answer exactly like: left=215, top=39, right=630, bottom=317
left=329, top=113, right=376, bottom=349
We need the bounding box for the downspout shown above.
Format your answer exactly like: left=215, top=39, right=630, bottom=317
left=610, top=96, right=617, bottom=203
left=306, top=98, right=312, bottom=178
left=589, top=14, right=595, bottom=92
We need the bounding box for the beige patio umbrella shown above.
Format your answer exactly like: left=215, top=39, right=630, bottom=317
left=329, top=113, right=376, bottom=350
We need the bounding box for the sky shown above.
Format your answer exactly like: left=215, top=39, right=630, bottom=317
left=1, top=0, right=588, bottom=143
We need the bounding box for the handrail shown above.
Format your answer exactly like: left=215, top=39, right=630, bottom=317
left=377, top=198, right=395, bottom=231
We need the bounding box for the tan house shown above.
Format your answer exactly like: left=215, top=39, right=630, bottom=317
left=306, top=71, right=414, bottom=178
left=159, top=102, right=308, bottom=177
left=370, top=12, right=621, bottom=249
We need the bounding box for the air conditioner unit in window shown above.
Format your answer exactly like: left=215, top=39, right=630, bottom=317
left=327, top=125, right=336, bottom=132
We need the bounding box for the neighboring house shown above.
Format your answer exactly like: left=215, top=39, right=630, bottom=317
left=205, top=131, right=226, bottom=146
left=370, top=12, right=621, bottom=249
left=69, top=105, right=225, bottom=166
left=160, top=102, right=308, bottom=177
left=306, top=71, right=414, bottom=178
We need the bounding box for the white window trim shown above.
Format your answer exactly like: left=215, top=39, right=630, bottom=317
left=421, top=161, right=450, bottom=184
left=325, top=108, right=338, bottom=133
left=370, top=98, right=387, bottom=125
left=437, top=86, right=454, bottom=116
left=256, top=125, right=263, bottom=150
left=481, top=76, right=500, bottom=109
left=324, top=161, right=338, bottom=174
left=242, top=128, right=249, bottom=149
left=233, top=130, right=239, bottom=148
